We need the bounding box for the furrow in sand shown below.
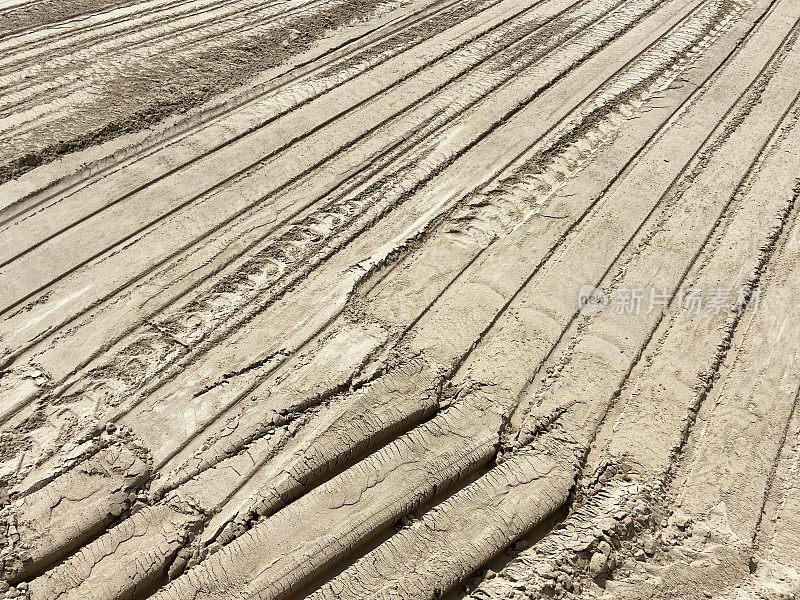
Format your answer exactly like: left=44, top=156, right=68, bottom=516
left=1, top=0, right=798, bottom=598
left=744, top=381, right=800, bottom=599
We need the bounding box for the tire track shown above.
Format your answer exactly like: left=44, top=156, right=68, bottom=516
left=464, top=7, right=800, bottom=596
left=0, top=0, right=585, bottom=317
left=132, top=6, right=770, bottom=591
left=586, top=85, right=800, bottom=488
left=0, top=0, right=185, bottom=40
left=0, top=0, right=242, bottom=57
left=0, top=0, right=320, bottom=79
left=21, top=0, right=752, bottom=576
left=0, top=0, right=348, bottom=117
left=0, top=0, right=452, bottom=178
left=0, top=0, right=795, bottom=597
left=506, top=3, right=800, bottom=455
left=0, top=0, right=744, bottom=496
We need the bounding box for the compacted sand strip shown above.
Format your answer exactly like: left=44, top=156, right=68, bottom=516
left=306, top=434, right=580, bottom=600
left=33, top=401, right=502, bottom=600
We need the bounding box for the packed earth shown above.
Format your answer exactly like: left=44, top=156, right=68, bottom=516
left=0, top=0, right=799, bottom=598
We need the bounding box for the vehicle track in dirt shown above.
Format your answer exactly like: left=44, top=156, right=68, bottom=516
left=0, top=0, right=798, bottom=598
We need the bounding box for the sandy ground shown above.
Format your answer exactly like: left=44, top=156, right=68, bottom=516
left=0, top=0, right=798, bottom=598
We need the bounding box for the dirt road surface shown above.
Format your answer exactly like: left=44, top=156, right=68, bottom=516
left=0, top=0, right=798, bottom=598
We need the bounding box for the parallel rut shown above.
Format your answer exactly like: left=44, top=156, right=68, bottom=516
left=1, top=0, right=798, bottom=598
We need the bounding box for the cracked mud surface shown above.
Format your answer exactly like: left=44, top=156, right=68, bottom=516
left=1, top=0, right=799, bottom=598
